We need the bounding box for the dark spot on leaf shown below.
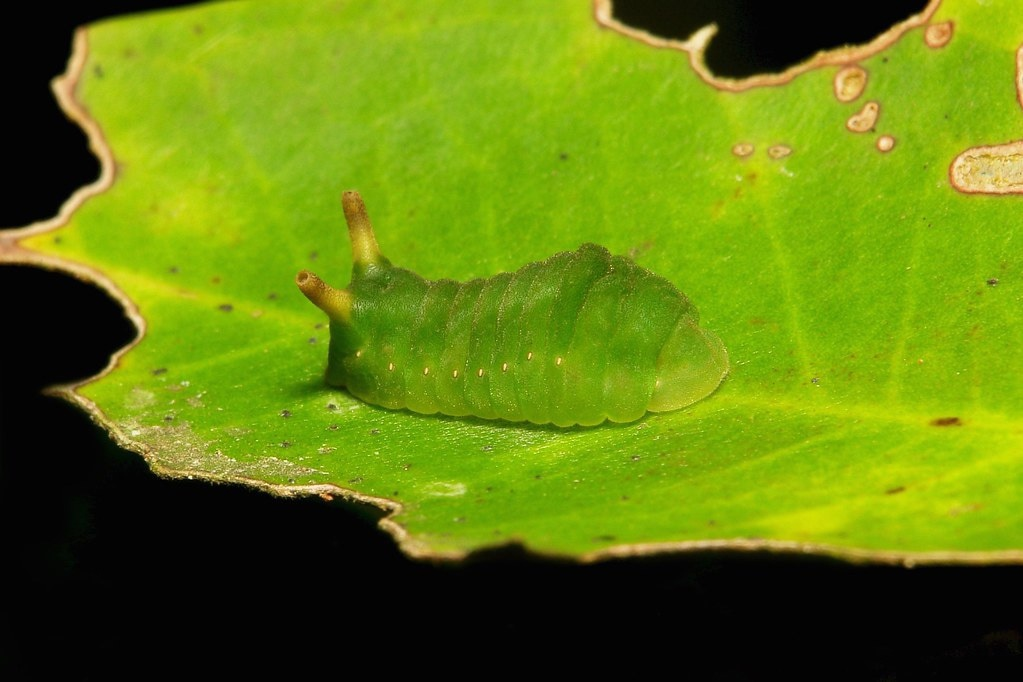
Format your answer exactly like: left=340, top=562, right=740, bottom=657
left=152, top=367, right=167, bottom=376
left=348, top=476, right=363, bottom=484
left=370, top=428, right=380, bottom=435
left=280, top=410, right=291, bottom=418
left=53, top=236, right=62, bottom=244
left=482, top=445, right=493, bottom=452
left=402, top=463, right=411, bottom=471
left=559, top=152, right=569, bottom=160
left=327, top=424, right=339, bottom=431
left=811, top=377, right=820, bottom=385
left=168, top=266, right=179, bottom=274
left=534, top=474, right=542, bottom=480
left=631, top=455, right=641, bottom=461
left=326, top=403, right=338, bottom=411
left=930, top=416, right=963, bottom=427
left=308, top=337, right=317, bottom=344
left=707, top=519, right=717, bottom=526
left=93, top=64, right=104, bottom=78
left=267, top=292, right=278, bottom=299
left=192, top=24, right=204, bottom=34
left=593, top=535, right=616, bottom=542
left=392, top=491, right=399, bottom=496
left=621, top=495, right=629, bottom=501
left=987, top=278, right=999, bottom=286
left=309, top=251, right=319, bottom=260
left=211, top=276, right=221, bottom=284
left=280, top=441, right=291, bottom=448
left=886, top=486, right=906, bottom=495
left=163, top=414, right=175, bottom=422
left=217, top=303, right=233, bottom=312
left=314, top=322, right=325, bottom=329
left=454, top=516, right=466, bottom=523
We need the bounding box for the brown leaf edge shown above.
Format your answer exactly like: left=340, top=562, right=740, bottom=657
left=2, top=21, right=1021, bottom=566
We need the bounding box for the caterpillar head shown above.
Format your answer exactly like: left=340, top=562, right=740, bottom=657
left=296, top=190, right=389, bottom=385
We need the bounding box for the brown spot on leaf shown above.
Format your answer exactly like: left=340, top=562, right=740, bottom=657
left=987, top=278, right=999, bottom=286
left=885, top=486, right=906, bottom=495
left=767, top=144, right=792, bottom=159
left=834, top=65, right=867, bottom=102
left=217, top=303, right=233, bottom=312
left=950, top=140, right=1023, bottom=194
left=930, top=416, right=963, bottom=427
left=846, top=101, right=879, bottom=132
left=876, top=135, right=896, bottom=152
left=732, top=142, right=754, bottom=158
left=924, top=21, right=954, bottom=48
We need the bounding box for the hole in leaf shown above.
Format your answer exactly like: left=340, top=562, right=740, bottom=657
left=611, top=0, right=930, bottom=79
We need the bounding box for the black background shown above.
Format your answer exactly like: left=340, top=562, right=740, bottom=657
left=3, top=1, right=1021, bottom=677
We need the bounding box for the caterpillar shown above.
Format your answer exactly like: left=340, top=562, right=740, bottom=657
left=296, top=191, right=729, bottom=427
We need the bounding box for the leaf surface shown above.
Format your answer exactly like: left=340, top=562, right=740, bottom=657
left=6, top=0, right=1022, bottom=561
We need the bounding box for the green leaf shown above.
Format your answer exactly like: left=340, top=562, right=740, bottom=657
left=5, top=0, right=1022, bottom=562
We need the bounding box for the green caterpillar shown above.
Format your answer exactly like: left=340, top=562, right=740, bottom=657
left=296, top=191, right=729, bottom=427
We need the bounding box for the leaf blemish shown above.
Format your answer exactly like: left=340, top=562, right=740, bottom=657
left=767, top=144, right=792, bottom=159
left=950, top=141, right=1023, bottom=195
left=834, top=65, right=867, bottom=102
left=217, top=303, right=233, bottom=312
left=885, top=486, right=906, bottom=495
left=846, top=101, right=880, bottom=133
left=930, top=416, right=963, bottom=427
left=924, top=21, right=954, bottom=49
left=732, top=142, right=754, bottom=158
left=876, top=135, right=896, bottom=152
